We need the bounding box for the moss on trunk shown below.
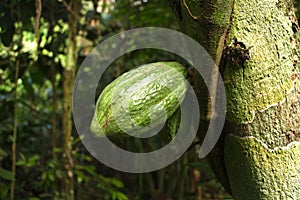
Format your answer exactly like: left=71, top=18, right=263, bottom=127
left=225, top=135, right=300, bottom=199
left=170, top=0, right=300, bottom=198
left=224, top=0, right=295, bottom=124
left=174, top=0, right=234, bottom=193
left=223, top=0, right=300, bottom=198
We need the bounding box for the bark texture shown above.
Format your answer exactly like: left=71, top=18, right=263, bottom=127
left=223, top=0, right=300, bottom=198
left=172, top=0, right=234, bottom=193
left=226, top=135, right=300, bottom=199
left=62, top=1, right=81, bottom=199
left=171, top=0, right=300, bottom=199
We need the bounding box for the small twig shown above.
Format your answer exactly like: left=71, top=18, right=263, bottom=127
left=51, top=62, right=57, bottom=160
left=10, top=4, right=21, bottom=199
left=182, top=0, right=199, bottom=20
left=34, top=0, right=42, bottom=44
left=61, top=0, right=81, bottom=21
left=10, top=59, right=19, bottom=200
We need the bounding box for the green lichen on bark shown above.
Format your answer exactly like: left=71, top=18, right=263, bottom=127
left=170, top=0, right=300, bottom=197
left=176, top=1, right=234, bottom=192
left=179, top=0, right=233, bottom=63
left=178, top=0, right=233, bottom=125
left=224, top=0, right=295, bottom=123
left=227, top=78, right=300, bottom=148
left=225, top=135, right=300, bottom=200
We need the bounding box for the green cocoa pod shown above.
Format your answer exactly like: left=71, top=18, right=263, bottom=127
left=90, top=62, right=188, bottom=137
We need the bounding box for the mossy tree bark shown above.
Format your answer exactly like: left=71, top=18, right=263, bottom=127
left=62, top=1, right=81, bottom=199
left=170, top=0, right=300, bottom=199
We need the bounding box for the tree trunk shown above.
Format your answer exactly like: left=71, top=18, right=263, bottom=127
left=10, top=59, right=19, bottom=200
left=170, top=0, right=300, bottom=199
left=62, top=1, right=81, bottom=199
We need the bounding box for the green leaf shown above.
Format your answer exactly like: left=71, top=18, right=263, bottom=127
left=111, top=178, right=124, bottom=188
left=0, top=167, right=14, bottom=181
left=48, top=171, right=54, bottom=182
left=0, top=148, right=7, bottom=161
left=27, top=155, right=39, bottom=167
left=0, top=182, right=9, bottom=200
left=111, top=192, right=128, bottom=200
left=16, top=153, right=26, bottom=166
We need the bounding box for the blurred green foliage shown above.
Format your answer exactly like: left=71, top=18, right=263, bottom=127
left=1, top=0, right=298, bottom=199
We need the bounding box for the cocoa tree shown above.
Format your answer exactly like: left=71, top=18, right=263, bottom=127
left=170, top=0, right=300, bottom=199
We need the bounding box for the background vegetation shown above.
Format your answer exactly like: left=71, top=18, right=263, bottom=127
left=0, top=0, right=299, bottom=199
